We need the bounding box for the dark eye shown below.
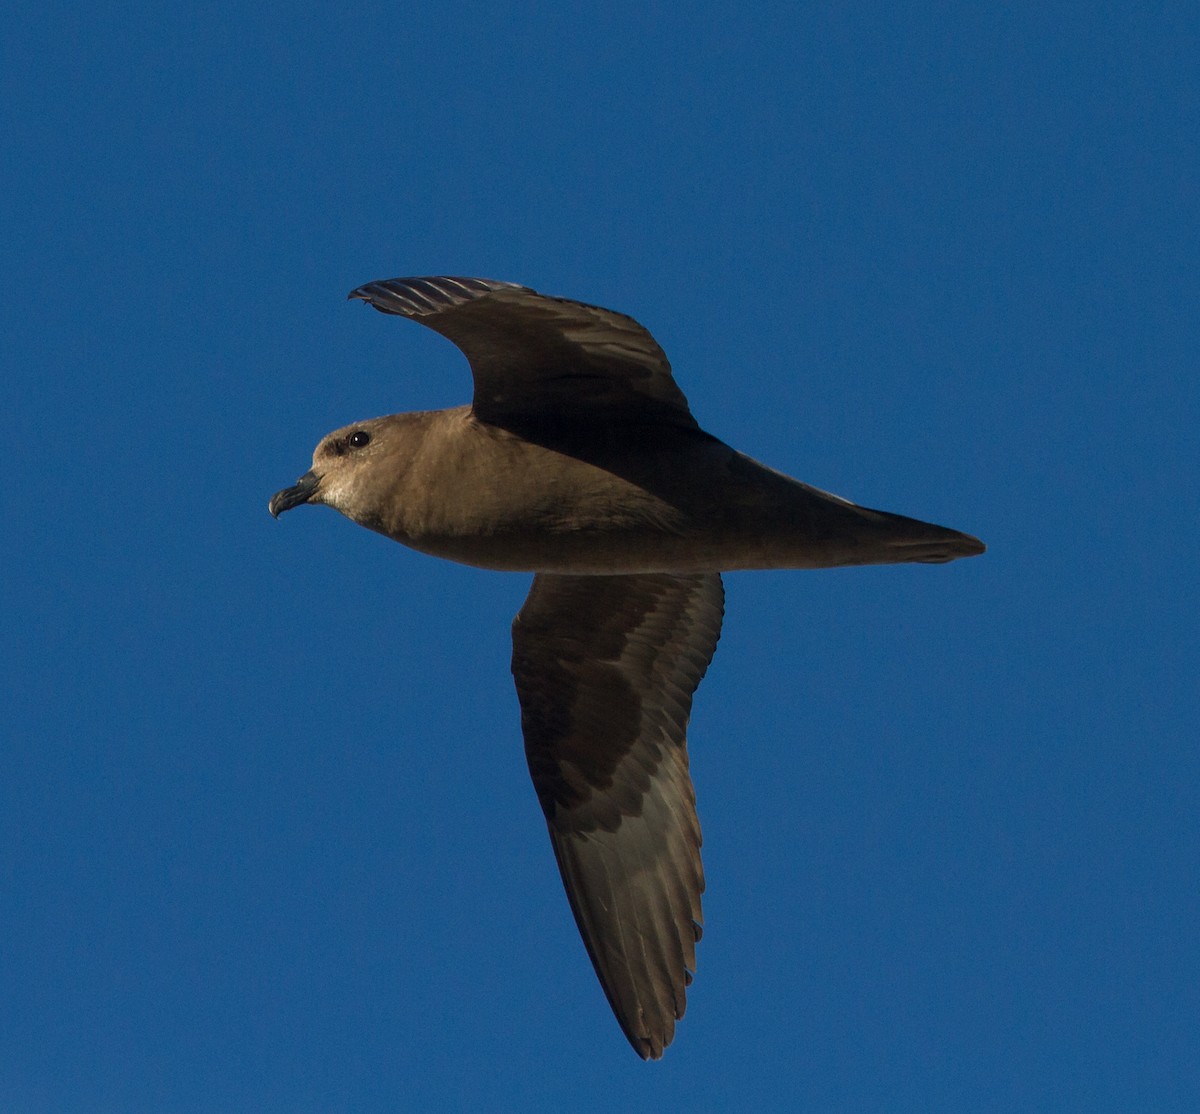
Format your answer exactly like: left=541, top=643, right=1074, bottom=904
left=348, top=430, right=371, bottom=449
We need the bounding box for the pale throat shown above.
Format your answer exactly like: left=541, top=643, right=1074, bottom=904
left=316, top=467, right=373, bottom=518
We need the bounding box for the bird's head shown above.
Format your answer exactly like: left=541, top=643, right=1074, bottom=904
left=268, top=416, right=399, bottom=522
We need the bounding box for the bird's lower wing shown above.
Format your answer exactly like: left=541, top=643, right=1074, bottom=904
left=511, top=572, right=724, bottom=1059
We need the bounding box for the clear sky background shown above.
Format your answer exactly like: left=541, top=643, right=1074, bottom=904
left=4, top=4, right=1197, bottom=1112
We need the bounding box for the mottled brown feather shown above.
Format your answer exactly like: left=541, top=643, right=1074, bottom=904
left=511, top=572, right=724, bottom=1058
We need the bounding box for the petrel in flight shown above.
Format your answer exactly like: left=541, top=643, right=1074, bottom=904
left=269, top=276, right=984, bottom=1059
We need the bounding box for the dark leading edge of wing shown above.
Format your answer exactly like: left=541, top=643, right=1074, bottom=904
left=511, top=573, right=725, bottom=1059
left=349, top=276, right=699, bottom=431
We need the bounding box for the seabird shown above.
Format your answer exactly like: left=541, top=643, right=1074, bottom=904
left=269, top=276, right=984, bottom=1059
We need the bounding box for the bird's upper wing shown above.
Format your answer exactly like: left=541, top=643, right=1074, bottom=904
left=510, top=571, right=724, bottom=1059
left=349, top=276, right=699, bottom=431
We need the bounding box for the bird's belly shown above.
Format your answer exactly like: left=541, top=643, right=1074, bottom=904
left=395, top=483, right=710, bottom=573
left=398, top=527, right=731, bottom=574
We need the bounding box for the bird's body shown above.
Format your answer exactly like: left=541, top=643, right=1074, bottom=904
left=269, top=275, right=983, bottom=1060
left=308, top=405, right=977, bottom=575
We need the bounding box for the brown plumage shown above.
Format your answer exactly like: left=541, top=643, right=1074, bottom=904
left=269, top=276, right=984, bottom=1058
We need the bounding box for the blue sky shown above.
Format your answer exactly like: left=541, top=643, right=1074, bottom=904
left=4, top=3, right=1197, bottom=1111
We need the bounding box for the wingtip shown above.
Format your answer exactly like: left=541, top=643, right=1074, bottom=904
left=346, top=282, right=379, bottom=305
left=345, top=275, right=540, bottom=316
left=630, top=1032, right=666, bottom=1061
